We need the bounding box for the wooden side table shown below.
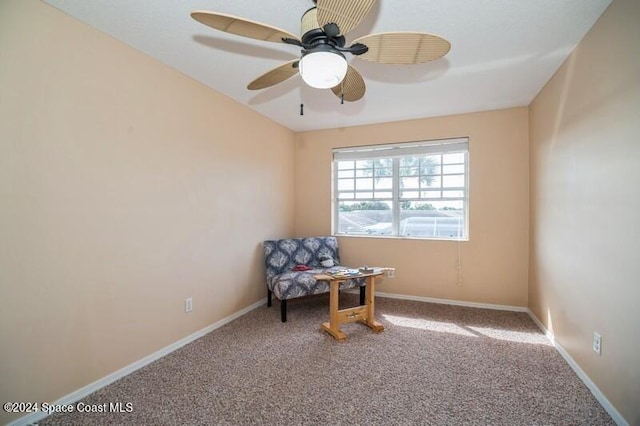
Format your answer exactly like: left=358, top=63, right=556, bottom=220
left=315, top=271, right=385, bottom=341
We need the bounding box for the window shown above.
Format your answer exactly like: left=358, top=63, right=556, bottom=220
left=332, top=138, right=469, bottom=240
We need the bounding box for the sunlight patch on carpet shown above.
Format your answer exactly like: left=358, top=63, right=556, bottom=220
left=467, top=326, right=553, bottom=345
left=382, top=314, right=478, bottom=337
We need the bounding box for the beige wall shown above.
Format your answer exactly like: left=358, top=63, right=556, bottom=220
left=0, top=1, right=295, bottom=423
left=529, top=0, right=640, bottom=423
left=295, top=108, right=529, bottom=306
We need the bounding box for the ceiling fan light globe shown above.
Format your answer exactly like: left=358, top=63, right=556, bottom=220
left=299, top=51, right=348, bottom=89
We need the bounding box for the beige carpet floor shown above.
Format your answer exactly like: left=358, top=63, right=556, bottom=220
left=42, top=294, right=614, bottom=425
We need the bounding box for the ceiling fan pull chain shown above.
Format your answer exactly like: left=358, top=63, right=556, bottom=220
left=300, top=103, right=304, bottom=116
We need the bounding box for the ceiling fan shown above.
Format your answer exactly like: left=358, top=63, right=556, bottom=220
left=191, top=0, right=450, bottom=102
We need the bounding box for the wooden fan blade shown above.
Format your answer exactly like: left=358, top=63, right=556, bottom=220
left=353, top=32, right=451, bottom=64
left=316, top=0, right=375, bottom=36
left=248, top=60, right=299, bottom=90
left=191, top=11, right=300, bottom=44
left=331, top=65, right=366, bottom=102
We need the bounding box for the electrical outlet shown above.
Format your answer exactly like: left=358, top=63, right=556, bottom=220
left=592, top=332, right=601, bottom=356
left=185, top=297, right=193, bottom=313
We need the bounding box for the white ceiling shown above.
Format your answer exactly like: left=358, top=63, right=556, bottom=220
left=43, top=0, right=611, bottom=132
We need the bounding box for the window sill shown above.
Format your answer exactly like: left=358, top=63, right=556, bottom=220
left=333, top=233, right=469, bottom=242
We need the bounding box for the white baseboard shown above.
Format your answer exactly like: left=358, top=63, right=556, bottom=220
left=526, top=309, right=628, bottom=426
left=8, top=298, right=267, bottom=426
left=374, top=291, right=529, bottom=312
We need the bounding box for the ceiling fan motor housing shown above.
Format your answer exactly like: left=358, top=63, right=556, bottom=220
left=301, top=8, right=344, bottom=46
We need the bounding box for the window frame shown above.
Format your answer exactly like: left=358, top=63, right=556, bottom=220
left=332, top=137, right=469, bottom=241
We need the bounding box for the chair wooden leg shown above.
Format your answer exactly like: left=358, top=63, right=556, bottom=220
left=359, top=285, right=366, bottom=305
left=267, top=289, right=272, bottom=307
left=281, top=299, right=287, bottom=322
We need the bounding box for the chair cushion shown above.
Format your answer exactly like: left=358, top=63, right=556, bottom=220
left=267, top=268, right=364, bottom=301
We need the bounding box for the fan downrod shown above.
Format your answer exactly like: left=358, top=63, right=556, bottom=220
left=282, top=6, right=368, bottom=57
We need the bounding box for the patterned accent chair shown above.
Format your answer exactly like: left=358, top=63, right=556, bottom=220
left=263, top=236, right=365, bottom=322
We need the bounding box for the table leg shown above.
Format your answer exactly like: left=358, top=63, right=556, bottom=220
left=321, top=279, right=347, bottom=341
left=364, top=275, right=384, bottom=332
